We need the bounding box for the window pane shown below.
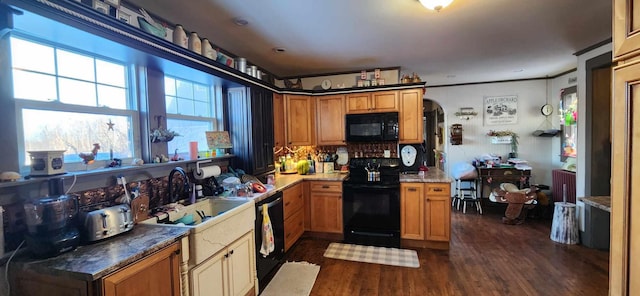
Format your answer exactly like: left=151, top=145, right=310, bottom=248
left=194, top=101, right=210, bottom=117
left=193, top=84, right=209, bottom=101
left=59, top=78, right=97, bottom=106
left=57, top=49, right=95, bottom=81
left=177, top=98, right=194, bottom=116
left=164, top=77, right=176, bottom=96
left=10, top=38, right=55, bottom=74
left=176, top=80, right=193, bottom=99
left=166, top=96, right=178, bottom=114
left=22, top=109, right=133, bottom=163
left=97, top=85, right=127, bottom=109
left=12, top=70, right=57, bottom=101
left=167, top=119, right=212, bottom=157
left=96, top=60, right=125, bottom=87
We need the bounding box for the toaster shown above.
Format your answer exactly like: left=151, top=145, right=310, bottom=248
left=80, top=204, right=134, bottom=242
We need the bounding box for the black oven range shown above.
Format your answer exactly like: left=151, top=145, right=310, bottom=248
left=342, top=157, right=401, bottom=248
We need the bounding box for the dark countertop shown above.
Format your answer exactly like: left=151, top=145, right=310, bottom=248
left=11, top=225, right=189, bottom=281
left=578, top=196, right=611, bottom=212
left=399, top=167, right=452, bottom=183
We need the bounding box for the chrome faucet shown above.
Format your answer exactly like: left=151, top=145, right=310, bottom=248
left=168, top=167, right=191, bottom=203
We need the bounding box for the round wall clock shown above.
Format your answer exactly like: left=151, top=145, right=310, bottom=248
left=321, top=79, right=332, bottom=90
left=541, top=104, right=553, bottom=116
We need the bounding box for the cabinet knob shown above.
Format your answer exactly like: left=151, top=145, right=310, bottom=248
left=322, top=185, right=330, bottom=188
left=433, top=188, right=443, bottom=192
left=408, top=188, right=417, bottom=192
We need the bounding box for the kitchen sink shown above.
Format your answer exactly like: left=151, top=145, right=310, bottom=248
left=142, top=197, right=256, bottom=266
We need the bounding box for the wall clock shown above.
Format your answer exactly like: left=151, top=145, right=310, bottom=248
left=541, top=104, right=553, bottom=116
left=321, top=79, right=332, bottom=90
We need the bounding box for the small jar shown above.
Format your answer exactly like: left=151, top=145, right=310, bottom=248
left=236, top=58, right=247, bottom=73
left=188, top=32, right=202, bottom=54
left=172, top=24, right=187, bottom=48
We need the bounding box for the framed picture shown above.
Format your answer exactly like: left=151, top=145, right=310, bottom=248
left=104, top=0, right=120, bottom=6
left=93, top=1, right=110, bottom=14
left=117, top=9, right=131, bottom=23
left=484, top=95, right=518, bottom=125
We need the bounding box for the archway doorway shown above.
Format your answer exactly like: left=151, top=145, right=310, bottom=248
left=423, top=99, right=444, bottom=167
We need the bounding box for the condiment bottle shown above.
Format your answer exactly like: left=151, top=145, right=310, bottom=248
left=172, top=24, right=187, bottom=48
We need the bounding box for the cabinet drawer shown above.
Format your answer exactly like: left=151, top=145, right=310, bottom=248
left=283, top=183, right=304, bottom=218
left=284, top=209, right=304, bottom=251
left=425, top=183, right=450, bottom=196
left=309, top=181, right=342, bottom=193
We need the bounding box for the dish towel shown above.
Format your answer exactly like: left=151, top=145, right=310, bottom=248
left=260, top=204, right=275, bottom=257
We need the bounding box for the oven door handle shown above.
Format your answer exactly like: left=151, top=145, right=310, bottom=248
left=343, top=184, right=400, bottom=190
left=258, top=197, right=282, bottom=213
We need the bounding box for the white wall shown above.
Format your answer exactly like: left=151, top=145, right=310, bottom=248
left=425, top=80, right=555, bottom=186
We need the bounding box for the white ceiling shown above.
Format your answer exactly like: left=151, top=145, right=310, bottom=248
left=126, top=0, right=612, bottom=85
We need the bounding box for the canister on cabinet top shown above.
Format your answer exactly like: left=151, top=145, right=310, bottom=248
left=237, top=58, right=247, bottom=73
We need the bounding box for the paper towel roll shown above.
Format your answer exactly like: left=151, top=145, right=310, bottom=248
left=194, top=165, right=221, bottom=180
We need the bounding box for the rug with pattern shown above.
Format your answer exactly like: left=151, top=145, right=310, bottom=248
left=323, top=242, right=420, bottom=268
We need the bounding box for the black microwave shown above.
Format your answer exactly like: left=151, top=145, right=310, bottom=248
left=345, top=112, right=399, bottom=142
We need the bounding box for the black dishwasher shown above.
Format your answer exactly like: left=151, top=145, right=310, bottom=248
left=254, top=191, right=284, bottom=290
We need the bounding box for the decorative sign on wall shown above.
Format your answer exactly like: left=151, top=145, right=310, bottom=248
left=484, top=95, right=518, bottom=125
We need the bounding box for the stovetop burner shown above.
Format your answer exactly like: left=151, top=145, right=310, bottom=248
left=344, top=158, right=400, bottom=186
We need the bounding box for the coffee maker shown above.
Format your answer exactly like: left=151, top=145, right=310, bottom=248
left=23, top=193, right=80, bottom=258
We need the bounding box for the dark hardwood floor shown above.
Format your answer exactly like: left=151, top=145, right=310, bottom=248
left=283, top=206, right=610, bottom=296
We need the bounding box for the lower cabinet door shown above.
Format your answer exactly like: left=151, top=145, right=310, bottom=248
left=425, top=195, right=451, bottom=242
left=284, top=209, right=304, bottom=251
left=227, top=232, right=255, bottom=296
left=190, top=248, right=228, bottom=296
left=102, top=242, right=180, bottom=296
left=400, top=183, right=425, bottom=240
left=190, top=232, right=255, bottom=296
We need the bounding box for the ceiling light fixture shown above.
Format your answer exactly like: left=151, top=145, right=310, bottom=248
left=418, top=0, right=454, bottom=12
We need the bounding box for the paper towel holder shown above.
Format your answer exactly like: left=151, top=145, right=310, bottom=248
left=193, top=159, right=214, bottom=179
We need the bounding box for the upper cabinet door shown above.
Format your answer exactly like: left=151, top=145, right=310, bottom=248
left=346, top=93, right=371, bottom=113
left=399, top=88, right=424, bottom=144
left=316, top=95, right=346, bottom=145
left=614, top=0, right=640, bottom=60
left=285, top=94, right=315, bottom=146
left=371, top=90, right=399, bottom=112
left=273, top=93, right=285, bottom=147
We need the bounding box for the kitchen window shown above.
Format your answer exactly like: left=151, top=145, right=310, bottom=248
left=10, top=36, right=138, bottom=171
left=165, top=75, right=222, bottom=157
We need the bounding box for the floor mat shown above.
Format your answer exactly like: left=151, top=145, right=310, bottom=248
left=260, top=261, right=320, bottom=296
left=323, top=242, right=420, bottom=268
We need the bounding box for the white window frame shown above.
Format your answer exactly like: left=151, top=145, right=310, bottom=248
left=11, top=36, right=140, bottom=173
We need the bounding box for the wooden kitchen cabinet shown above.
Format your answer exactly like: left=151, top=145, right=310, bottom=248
left=13, top=242, right=182, bottom=296
left=316, top=94, right=346, bottom=145
left=102, top=242, right=181, bottom=296
left=283, top=182, right=305, bottom=251
left=228, top=86, right=275, bottom=176
left=345, top=91, right=398, bottom=114
left=273, top=93, right=286, bottom=147
left=424, top=183, right=451, bottom=242
left=190, top=231, right=255, bottom=296
left=401, top=182, right=451, bottom=249
left=399, top=88, right=424, bottom=144
left=611, top=0, right=640, bottom=289
left=285, top=94, right=315, bottom=146
left=400, top=183, right=425, bottom=240
left=613, top=0, right=640, bottom=60
left=308, top=181, right=343, bottom=233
